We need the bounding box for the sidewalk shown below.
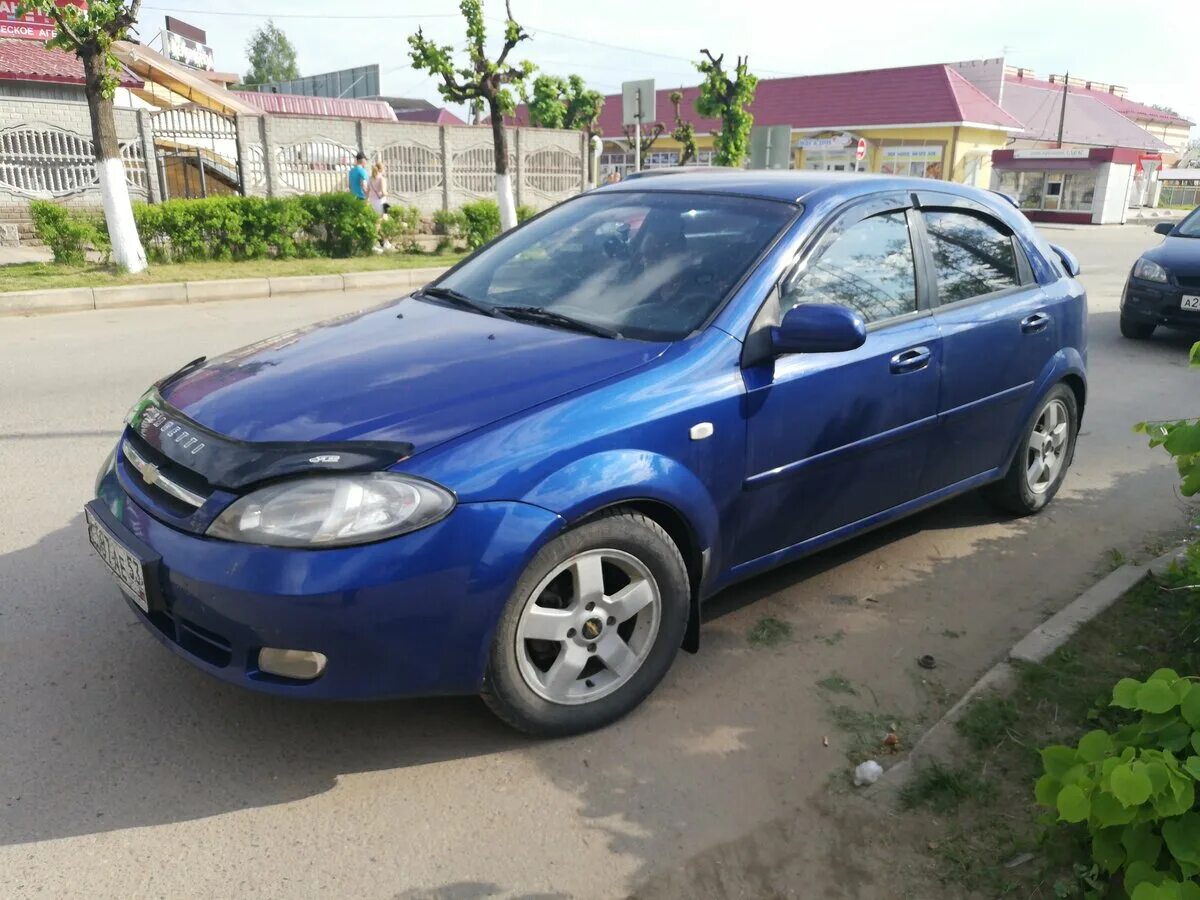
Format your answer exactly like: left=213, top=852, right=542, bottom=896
left=0, top=265, right=450, bottom=316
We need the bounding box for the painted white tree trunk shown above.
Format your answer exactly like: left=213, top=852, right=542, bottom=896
left=97, top=157, right=147, bottom=274
left=496, top=173, right=518, bottom=232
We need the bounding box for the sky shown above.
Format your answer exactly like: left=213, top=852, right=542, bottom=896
left=134, top=0, right=1198, bottom=137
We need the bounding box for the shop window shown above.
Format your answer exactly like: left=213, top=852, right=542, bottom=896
left=1062, top=173, right=1096, bottom=211
left=782, top=212, right=917, bottom=323
left=879, top=145, right=944, bottom=179
left=996, top=170, right=1097, bottom=213
left=924, top=211, right=1020, bottom=303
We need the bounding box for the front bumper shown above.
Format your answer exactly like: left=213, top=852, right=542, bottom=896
left=94, top=465, right=564, bottom=700
left=1121, top=279, right=1200, bottom=333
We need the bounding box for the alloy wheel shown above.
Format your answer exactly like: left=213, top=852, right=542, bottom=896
left=514, top=549, right=662, bottom=705
left=1026, top=398, right=1070, bottom=494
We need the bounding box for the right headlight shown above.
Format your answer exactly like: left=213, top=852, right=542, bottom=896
left=207, top=473, right=455, bottom=548
left=1133, top=258, right=1169, bottom=283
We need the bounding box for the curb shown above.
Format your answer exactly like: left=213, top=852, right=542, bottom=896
left=0, top=265, right=449, bottom=317
left=868, top=544, right=1191, bottom=797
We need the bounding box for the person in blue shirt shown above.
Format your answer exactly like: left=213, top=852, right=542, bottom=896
left=348, top=152, right=369, bottom=200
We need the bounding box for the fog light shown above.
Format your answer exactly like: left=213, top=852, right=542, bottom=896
left=258, top=648, right=327, bottom=681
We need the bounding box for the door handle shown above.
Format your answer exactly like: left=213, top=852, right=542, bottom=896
left=1021, top=312, right=1052, bottom=334
left=889, top=346, right=931, bottom=374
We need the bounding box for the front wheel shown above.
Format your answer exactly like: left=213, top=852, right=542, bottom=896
left=483, top=511, right=690, bottom=737
left=985, top=384, right=1078, bottom=516
left=1120, top=315, right=1156, bottom=340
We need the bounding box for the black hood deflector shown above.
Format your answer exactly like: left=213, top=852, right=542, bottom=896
left=128, top=368, right=413, bottom=491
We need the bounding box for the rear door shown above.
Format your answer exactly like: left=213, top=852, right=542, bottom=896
left=913, top=196, right=1061, bottom=492
left=735, top=196, right=942, bottom=565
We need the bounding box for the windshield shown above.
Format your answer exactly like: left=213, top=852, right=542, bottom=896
left=434, top=191, right=797, bottom=341
left=1176, top=207, right=1200, bottom=238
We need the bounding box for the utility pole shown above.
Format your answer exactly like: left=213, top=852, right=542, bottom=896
left=1056, top=71, right=1069, bottom=148
left=634, top=89, right=643, bottom=173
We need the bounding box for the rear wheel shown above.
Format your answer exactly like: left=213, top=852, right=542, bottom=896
left=483, top=511, right=690, bottom=737
left=985, top=384, right=1078, bottom=516
left=1120, top=315, right=1156, bottom=339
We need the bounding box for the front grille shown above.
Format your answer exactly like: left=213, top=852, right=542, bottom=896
left=1177, top=275, right=1200, bottom=290
left=122, top=431, right=213, bottom=516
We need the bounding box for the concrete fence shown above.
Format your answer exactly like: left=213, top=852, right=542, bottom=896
left=0, top=96, right=588, bottom=241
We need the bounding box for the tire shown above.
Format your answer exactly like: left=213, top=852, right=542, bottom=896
left=985, top=383, right=1079, bottom=516
left=1120, top=316, right=1156, bottom=340
left=483, top=510, right=690, bottom=737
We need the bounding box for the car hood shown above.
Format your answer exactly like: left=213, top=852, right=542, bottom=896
left=1143, top=235, right=1200, bottom=276
left=159, top=297, right=668, bottom=452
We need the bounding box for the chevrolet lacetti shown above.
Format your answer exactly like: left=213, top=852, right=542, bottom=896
left=88, top=173, right=1088, bottom=736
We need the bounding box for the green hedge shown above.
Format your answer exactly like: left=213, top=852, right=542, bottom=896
left=33, top=194, right=380, bottom=265
left=459, top=200, right=539, bottom=249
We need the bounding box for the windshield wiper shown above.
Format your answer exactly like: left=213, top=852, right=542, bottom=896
left=493, top=305, right=621, bottom=339
left=415, top=286, right=508, bottom=319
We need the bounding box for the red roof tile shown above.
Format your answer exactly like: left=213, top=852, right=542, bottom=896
left=510, top=63, right=1023, bottom=135
left=0, top=38, right=141, bottom=87
left=1004, top=73, right=1194, bottom=127
left=394, top=107, right=466, bottom=126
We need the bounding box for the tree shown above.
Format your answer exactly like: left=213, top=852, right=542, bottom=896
left=622, top=123, right=665, bottom=157
left=243, top=20, right=299, bottom=87
left=669, top=91, right=697, bottom=167
left=528, top=74, right=604, bottom=135
left=17, top=0, right=147, bottom=273
left=409, top=0, right=535, bottom=232
left=695, top=49, right=758, bottom=168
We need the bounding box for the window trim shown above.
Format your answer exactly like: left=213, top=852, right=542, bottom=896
left=916, top=206, right=1032, bottom=310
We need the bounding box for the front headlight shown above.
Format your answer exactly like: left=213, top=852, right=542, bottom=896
left=207, top=473, right=455, bottom=548
left=1133, top=258, right=1169, bottom=283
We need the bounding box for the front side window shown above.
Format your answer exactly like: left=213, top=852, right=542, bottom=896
left=782, top=211, right=918, bottom=324
left=924, top=211, right=1021, bottom=304
left=437, top=191, right=797, bottom=341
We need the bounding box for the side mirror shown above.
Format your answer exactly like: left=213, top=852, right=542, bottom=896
left=1049, top=243, right=1081, bottom=278
left=1154, top=222, right=1176, bottom=236
left=771, top=303, right=867, bottom=355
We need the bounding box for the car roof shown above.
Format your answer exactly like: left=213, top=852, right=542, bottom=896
left=599, top=170, right=996, bottom=209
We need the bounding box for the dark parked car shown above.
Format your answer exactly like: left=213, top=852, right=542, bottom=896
left=1121, top=206, right=1200, bottom=339
left=88, top=173, right=1087, bottom=736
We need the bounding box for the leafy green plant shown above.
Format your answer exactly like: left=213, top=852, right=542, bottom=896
left=1034, top=669, right=1200, bottom=898
left=1136, top=345, right=1200, bottom=499
left=516, top=204, right=537, bottom=223
left=460, top=199, right=502, bottom=249
left=380, top=205, right=423, bottom=250
left=695, top=49, right=757, bottom=167
left=433, top=209, right=465, bottom=237
left=297, top=194, right=378, bottom=258
left=30, top=200, right=104, bottom=265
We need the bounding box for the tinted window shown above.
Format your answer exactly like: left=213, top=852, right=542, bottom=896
left=437, top=191, right=796, bottom=341
left=925, top=211, right=1020, bottom=303
left=782, top=212, right=917, bottom=323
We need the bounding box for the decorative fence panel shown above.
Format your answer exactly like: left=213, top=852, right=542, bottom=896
left=0, top=97, right=586, bottom=230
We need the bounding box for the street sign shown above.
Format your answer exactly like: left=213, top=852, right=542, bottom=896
left=749, top=125, right=793, bottom=170
left=621, top=80, right=656, bottom=127
left=856, top=138, right=867, bottom=161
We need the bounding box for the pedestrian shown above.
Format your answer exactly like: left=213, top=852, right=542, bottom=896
left=348, top=151, right=369, bottom=201
left=367, top=161, right=390, bottom=216
left=366, top=161, right=394, bottom=252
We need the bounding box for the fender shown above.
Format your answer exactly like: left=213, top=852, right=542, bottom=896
left=999, top=347, right=1088, bottom=471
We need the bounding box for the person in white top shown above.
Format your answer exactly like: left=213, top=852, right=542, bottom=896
left=366, top=161, right=393, bottom=251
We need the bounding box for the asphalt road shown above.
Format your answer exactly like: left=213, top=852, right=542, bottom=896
left=2, top=224, right=1197, bottom=899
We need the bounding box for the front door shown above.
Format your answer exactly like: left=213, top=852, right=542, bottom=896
left=735, top=202, right=942, bottom=566
left=915, top=203, right=1061, bottom=491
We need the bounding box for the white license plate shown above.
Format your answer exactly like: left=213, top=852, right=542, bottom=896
left=85, top=506, right=149, bottom=613
left=1182, top=296, right=1200, bottom=312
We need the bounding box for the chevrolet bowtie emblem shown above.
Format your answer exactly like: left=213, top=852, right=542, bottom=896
left=141, top=463, right=161, bottom=487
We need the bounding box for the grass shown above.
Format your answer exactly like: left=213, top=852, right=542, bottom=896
left=896, top=560, right=1200, bottom=898
left=817, top=674, right=858, bottom=695
left=747, top=616, right=793, bottom=647
left=0, top=253, right=468, bottom=293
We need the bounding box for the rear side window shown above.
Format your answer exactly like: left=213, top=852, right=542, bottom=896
left=924, top=211, right=1021, bottom=304
left=782, top=211, right=918, bottom=324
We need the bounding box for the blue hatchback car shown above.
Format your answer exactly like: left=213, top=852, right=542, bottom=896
left=88, top=173, right=1087, bottom=736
